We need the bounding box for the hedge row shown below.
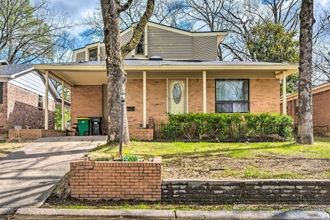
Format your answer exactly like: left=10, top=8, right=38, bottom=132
left=157, top=112, right=294, bottom=141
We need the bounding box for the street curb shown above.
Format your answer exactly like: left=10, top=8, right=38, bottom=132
left=176, top=210, right=330, bottom=219
left=16, top=208, right=176, bottom=218
left=15, top=208, right=330, bottom=219
left=0, top=208, right=16, bottom=216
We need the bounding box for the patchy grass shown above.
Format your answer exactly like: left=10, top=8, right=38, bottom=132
left=48, top=202, right=330, bottom=212
left=88, top=137, right=330, bottom=179
left=0, top=142, right=28, bottom=158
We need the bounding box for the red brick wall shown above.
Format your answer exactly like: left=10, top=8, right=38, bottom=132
left=71, top=85, right=103, bottom=125
left=126, top=79, right=143, bottom=127
left=70, top=157, right=162, bottom=201
left=8, top=129, right=66, bottom=140
left=188, top=79, right=203, bottom=112
left=72, top=79, right=280, bottom=133
left=6, top=83, right=55, bottom=129
left=312, top=90, right=330, bottom=129
left=207, top=79, right=216, bottom=112
left=250, top=79, right=280, bottom=113
left=146, top=79, right=167, bottom=124
left=284, top=89, right=330, bottom=130
left=0, top=82, right=8, bottom=129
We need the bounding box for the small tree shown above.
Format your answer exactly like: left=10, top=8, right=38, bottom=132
left=297, top=0, right=314, bottom=144
left=248, top=21, right=300, bottom=95
left=100, top=0, right=154, bottom=148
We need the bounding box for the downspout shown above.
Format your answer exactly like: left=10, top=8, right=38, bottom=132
left=45, top=71, right=49, bottom=129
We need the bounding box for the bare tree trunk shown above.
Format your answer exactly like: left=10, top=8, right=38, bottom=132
left=100, top=0, right=154, bottom=147
left=101, top=0, right=130, bottom=145
left=297, top=0, right=314, bottom=144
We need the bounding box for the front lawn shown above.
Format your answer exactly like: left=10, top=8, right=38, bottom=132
left=89, top=137, right=330, bottom=179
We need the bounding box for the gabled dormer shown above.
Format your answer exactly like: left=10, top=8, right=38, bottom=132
left=72, top=22, right=227, bottom=62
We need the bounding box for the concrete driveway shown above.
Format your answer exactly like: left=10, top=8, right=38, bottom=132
left=0, top=136, right=107, bottom=216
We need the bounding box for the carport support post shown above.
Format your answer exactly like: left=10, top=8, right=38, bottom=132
left=282, top=71, right=287, bottom=115
left=143, top=71, right=147, bottom=127
left=44, top=71, right=49, bottom=130
left=61, top=81, right=65, bottom=130
left=203, top=71, right=207, bottom=113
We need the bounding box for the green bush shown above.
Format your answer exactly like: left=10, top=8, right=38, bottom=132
left=162, top=112, right=294, bottom=141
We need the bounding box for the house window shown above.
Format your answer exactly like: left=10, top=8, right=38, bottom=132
left=136, top=34, right=144, bottom=55
left=89, top=48, right=98, bottom=61
left=215, top=79, right=249, bottom=113
left=0, top=82, right=3, bottom=104
left=38, top=95, right=43, bottom=109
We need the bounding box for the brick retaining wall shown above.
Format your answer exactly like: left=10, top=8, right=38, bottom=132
left=8, top=129, right=66, bottom=140
left=162, top=180, right=330, bottom=204
left=70, top=156, right=162, bottom=201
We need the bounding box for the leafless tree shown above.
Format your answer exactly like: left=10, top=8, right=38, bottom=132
left=0, top=0, right=74, bottom=64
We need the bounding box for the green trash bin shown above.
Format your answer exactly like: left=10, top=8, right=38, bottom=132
left=77, top=118, right=90, bottom=136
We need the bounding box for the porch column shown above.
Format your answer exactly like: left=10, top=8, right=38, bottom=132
left=44, top=71, right=49, bottom=130
left=143, top=71, right=147, bottom=127
left=203, top=71, right=207, bottom=113
left=282, top=71, right=287, bottom=115
left=61, top=80, right=65, bottom=130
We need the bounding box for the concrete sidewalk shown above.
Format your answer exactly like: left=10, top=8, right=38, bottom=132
left=0, top=136, right=107, bottom=216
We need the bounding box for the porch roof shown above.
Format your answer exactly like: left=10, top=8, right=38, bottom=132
left=33, top=60, right=298, bottom=87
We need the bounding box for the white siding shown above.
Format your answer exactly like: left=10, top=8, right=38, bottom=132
left=9, top=71, right=54, bottom=100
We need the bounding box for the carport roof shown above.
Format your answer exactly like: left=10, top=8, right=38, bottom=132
left=33, top=60, right=298, bottom=87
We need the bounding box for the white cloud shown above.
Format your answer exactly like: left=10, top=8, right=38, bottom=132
left=315, top=0, right=330, bottom=7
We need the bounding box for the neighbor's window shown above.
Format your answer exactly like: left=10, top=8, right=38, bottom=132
left=215, top=79, right=249, bottom=113
left=89, top=48, right=98, bottom=61
left=38, top=95, right=43, bottom=109
left=136, top=34, right=144, bottom=55
left=0, top=82, right=3, bottom=104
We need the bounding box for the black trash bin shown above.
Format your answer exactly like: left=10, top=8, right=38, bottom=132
left=91, top=117, right=102, bottom=135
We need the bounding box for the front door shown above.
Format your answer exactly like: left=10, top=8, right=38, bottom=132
left=168, top=79, right=186, bottom=114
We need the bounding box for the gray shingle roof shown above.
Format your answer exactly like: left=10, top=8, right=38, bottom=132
left=44, top=60, right=294, bottom=67
left=0, top=64, right=33, bottom=76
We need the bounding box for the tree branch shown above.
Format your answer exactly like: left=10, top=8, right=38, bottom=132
left=120, top=0, right=154, bottom=58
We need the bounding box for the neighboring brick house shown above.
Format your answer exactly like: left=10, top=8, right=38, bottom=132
left=33, top=22, right=298, bottom=138
left=0, top=60, right=57, bottom=131
left=281, top=82, right=330, bottom=135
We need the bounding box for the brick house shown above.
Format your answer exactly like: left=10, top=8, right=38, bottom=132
left=33, top=22, right=298, bottom=139
left=281, top=82, right=330, bottom=135
left=0, top=60, right=57, bottom=131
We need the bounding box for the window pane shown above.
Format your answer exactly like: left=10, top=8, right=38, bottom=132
left=216, top=80, right=248, bottom=101
left=216, top=102, right=249, bottom=113
left=89, top=49, right=98, bottom=61
left=215, top=79, right=249, bottom=113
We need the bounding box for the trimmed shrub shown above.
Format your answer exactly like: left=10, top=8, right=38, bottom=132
left=157, top=112, right=293, bottom=141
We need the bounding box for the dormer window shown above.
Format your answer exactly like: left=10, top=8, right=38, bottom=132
left=136, top=34, right=144, bottom=55
left=89, top=48, right=98, bottom=61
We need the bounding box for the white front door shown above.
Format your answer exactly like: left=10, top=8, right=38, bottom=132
left=168, top=79, right=186, bottom=114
